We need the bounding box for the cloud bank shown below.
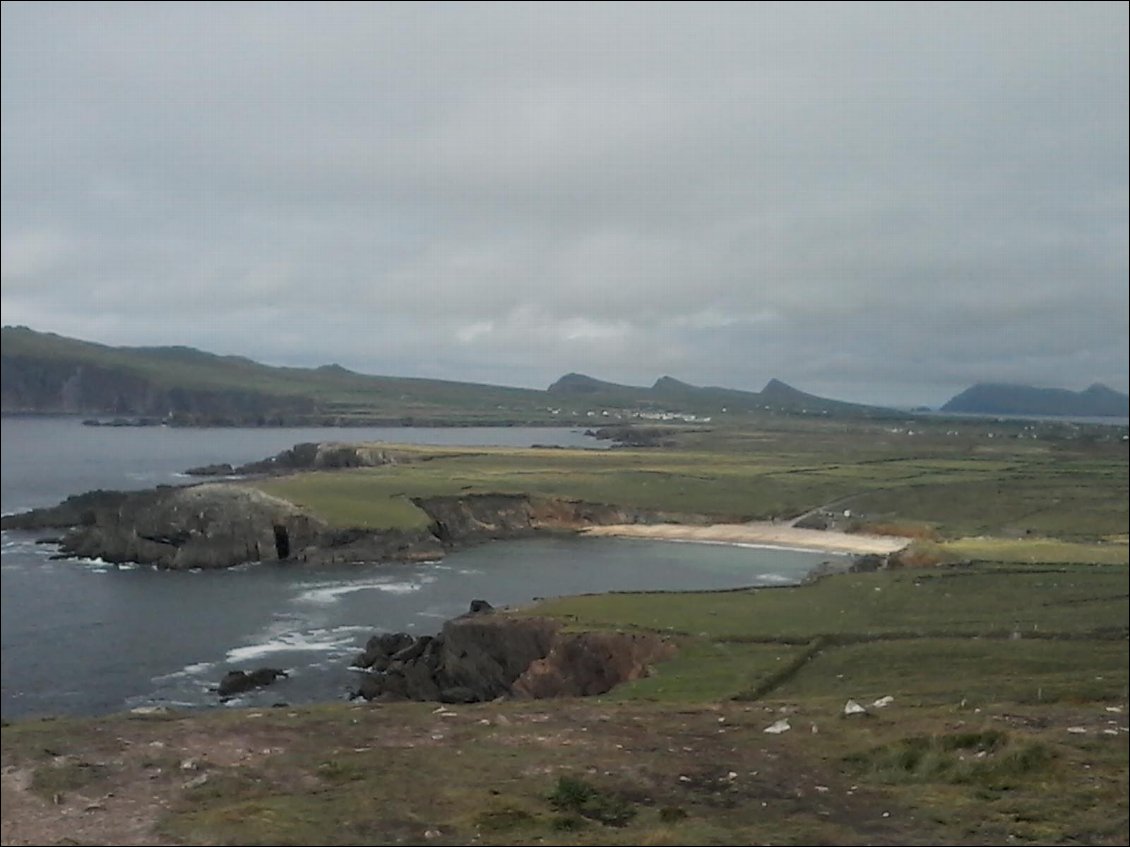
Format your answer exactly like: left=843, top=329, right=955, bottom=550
left=3, top=2, right=1126, bottom=406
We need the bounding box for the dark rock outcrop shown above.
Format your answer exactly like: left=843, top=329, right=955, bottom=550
left=589, top=425, right=674, bottom=448
left=353, top=631, right=416, bottom=669
left=300, top=526, right=445, bottom=566
left=354, top=603, right=674, bottom=704
left=356, top=613, right=559, bottom=703
left=217, top=667, right=288, bottom=698
left=412, top=493, right=704, bottom=545
left=183, top=463, right=236, bottom=477
left=186, top=442, right=421, bottom=477
left=0, top=489, right=134, bottom=531
left=4, top=484, right=325, bottom=570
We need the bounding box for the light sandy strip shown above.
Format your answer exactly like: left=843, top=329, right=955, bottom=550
left=581, top=521, right=912, bottom=555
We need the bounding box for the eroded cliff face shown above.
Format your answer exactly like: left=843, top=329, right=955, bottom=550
left=353, top=609, right=675, bottom=704
left=412, top=493, right=703, bottom=543
left=512, top=630, right=678, bottom=698
left=1, top=355, right=318, bottom=423
left=187, top=441, right=423, bottom=476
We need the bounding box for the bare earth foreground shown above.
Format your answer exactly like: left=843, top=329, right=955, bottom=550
left=3, top=696, right=1126, bottom=846
left=583, top=522, right=911, bottom=555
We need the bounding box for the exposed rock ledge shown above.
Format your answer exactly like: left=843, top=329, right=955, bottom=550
left=1, top=484, right=326, bottom=570
left=184, top=441, right=424, bottom=476
left=1, top=486, right=712, bottom=570
left=352, top=603, right=676, bottom=704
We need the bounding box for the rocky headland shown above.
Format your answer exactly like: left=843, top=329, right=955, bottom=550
left=1, top=439, right=911, bottom=571
left=0, top=486, right=641, bottom=570
left=183, top=441, right=429, bottom=477
left=350, top=601, right=676, bottom=705
left=0, top=439, right=712, bottom=569
left=1, top=484, right=327, bottom=569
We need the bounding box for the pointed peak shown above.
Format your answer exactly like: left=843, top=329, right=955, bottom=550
left=761, top=378, right=801, bottom=397
left=316, top=363, right=356, bottom=375
left=547, top=373, right=615, bottom=394
left=652, top=375, right=694, bottom=391
left=1083, top=382, right=1118, bottom=395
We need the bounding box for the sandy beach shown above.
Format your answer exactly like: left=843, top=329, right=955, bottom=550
left=581, top=521, right=912, bottom=555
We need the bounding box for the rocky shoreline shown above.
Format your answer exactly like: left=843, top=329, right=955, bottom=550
left=0, top=439, right=908, bottom=570
left=190, top=599, right=676, bottom=708
left=0, top=482, right=712, bottom=571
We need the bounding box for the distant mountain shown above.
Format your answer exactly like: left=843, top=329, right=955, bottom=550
left=940, top=383, right=1129, bottom=418
left=547, top=373, right=643, bottom=396
left=0, top=326, right=554, bottom=425
left=2, top=325, right=901, bottom=425
left=549, top=371, right=897, bottom=418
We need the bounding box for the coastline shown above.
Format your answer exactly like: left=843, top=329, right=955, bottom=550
left=581, top=521, right=912, bottom=555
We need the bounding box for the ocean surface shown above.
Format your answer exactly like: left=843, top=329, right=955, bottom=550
left=1, top=417, right=840, bottom=719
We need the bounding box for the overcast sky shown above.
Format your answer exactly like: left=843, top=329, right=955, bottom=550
left=2, top=2, right=1126, bottom=406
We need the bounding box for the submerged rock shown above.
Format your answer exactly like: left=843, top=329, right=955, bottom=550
left=184, top=463, right=235, bottom=477
left=217, top=668, right=289, bottom=698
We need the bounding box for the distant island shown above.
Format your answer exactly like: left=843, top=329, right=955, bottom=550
left=940, top=382, right=1128, bottom=418
left=0, top=325, right=898, bottom=426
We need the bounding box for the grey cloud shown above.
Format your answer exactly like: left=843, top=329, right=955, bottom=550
left=2, top=2, right=1126, bottom=408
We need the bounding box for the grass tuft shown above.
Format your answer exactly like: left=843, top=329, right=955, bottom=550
left=474, top=805, right=537, bottom=833
left=548, top=775, right=638, bottom=827
left=847, top=731, right=1054, bottom=789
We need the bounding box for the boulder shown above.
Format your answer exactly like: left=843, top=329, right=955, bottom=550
left=217, top=667, right=288, bottom=698
left=438, top=686, right=480, bottom=704
left=390, top=635, right=432, bottom=665
left=184, top=463, right=235, bottom=477
left=353, top=631, right=415, bottom=669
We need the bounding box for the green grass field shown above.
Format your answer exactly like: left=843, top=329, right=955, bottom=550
left=248, top=426, right=1128, bottom=548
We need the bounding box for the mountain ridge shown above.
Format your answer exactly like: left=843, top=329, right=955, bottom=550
left=940, top=382, right=1128, bottom=418
left=4, top=325, right=893, bottom=423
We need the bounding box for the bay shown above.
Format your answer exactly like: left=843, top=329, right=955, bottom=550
left=0, top=417, right=840, bottom=720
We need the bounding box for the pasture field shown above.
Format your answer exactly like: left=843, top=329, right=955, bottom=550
left=249, top=418, right=1128, bottom=548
